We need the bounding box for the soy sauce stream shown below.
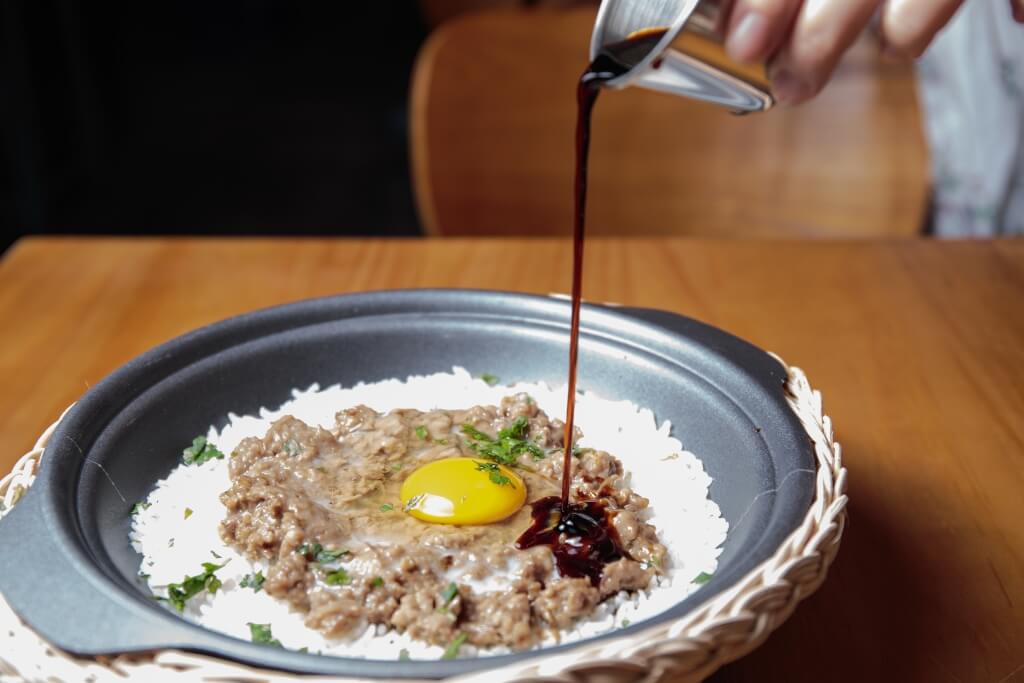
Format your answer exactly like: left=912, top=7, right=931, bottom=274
left=560, top=29, right=668, bottom=510
left=518, top=29, right=667, bottom=585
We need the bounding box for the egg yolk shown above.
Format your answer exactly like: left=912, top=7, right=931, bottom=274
left=400, top=457, right=526, bottom=525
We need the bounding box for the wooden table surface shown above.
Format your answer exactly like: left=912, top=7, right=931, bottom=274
left=1, top=237, right=1022, bottom=682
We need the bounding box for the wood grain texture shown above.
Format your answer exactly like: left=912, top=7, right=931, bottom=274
left=1, top=237, right=1022, bottom=682
left=410, top=6, right=930, bottom=237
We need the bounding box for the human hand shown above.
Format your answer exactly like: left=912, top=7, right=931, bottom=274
left=721, top=0, right=1024, bottom=105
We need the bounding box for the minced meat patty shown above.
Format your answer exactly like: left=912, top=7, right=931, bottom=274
left=219, top=393, right=667, bottom=649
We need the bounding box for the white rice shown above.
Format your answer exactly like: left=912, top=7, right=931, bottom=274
left=129, top=367, right=727, bottom=660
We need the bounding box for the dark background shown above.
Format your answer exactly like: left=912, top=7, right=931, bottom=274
left=1, top=2, right=429, bottom=254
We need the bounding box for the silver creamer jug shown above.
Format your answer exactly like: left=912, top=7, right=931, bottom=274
left=591, top=0, right=774, bottom=112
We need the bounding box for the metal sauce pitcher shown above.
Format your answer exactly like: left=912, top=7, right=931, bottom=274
left=591, top=0, right=774, bottom=112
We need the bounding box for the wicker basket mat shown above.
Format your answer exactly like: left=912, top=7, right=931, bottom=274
left=0, top=357, right=846, bottom=683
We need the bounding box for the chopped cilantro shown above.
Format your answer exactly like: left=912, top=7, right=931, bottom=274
left=621, top=618, right=631, bottom=627
left=441, top=632, right=467, bottom=660
left=247, top=622, right=282, bottom=647
left=181, top=435, right=224, bottom=466
left=380, top=503, right=394, bottom=512
left=460, top=417, right=544, bottom=467
left=501, top=417, right=530, bottom=441
left=437, top=438, right=448, bottom=445
left=474, top=461, right=514, bottom=488
left=183, top=507, right=193, bottom=519
left=283, top=439, right=301, bottom=456
left=296, top=543, right=348, bottom=564
left=130, top=501, right=151, bottom=515
left=572, top=446, right=594, bottom=458
left=440, top=582, right=459, bottom=606
left=391, top=463, right=404, bottom=472
left=399, top=648, right=410, bottom=661
left=461, top=424, right=493, bottom=443
left=414, top=425, right=429, bottom=440
left=161, top=562, right=227, bottom=611
left=240, top=571, right=265, bottom=592
left=324, top=568, right=350, bottom=585
left=316, top=547, right=347, bottom=563
left=479, top=373, right=500, bottom=386
left=371, top=576, right=384, bottom=588
left=436, top=581, right=460, bottom=614
left=694, top=571, right=713, bottom=584
left=298, top=647, right=309, bottom=654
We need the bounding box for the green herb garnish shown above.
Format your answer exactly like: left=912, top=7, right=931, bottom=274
left=436, top=581, right=460, bottom=614
left=324, top=568, right=350, bottom=585
left=693, top=571, right=713, bottom=584
left=391, top=463, right=404, bottom=472
left=440, top=582, right=459, bottom=606
left=461, top=424, right=492, bottom=442
left=283, top=439, right=301, bottom=456
left=130, top=501, right=151, bottom=515
left=296, top=543, right=348, bottom=564
left=371, top=576, right=384, bottom=588
left=183, top=507, right=193, bottom=519
left=474, top=461, right=514, bottom=488
left=460, top=417, right=544, bottom=467
left=621, top=618, right=631, bottom=627
left=399, top=648, right=411, bottom=661
left=441, top=632, right=467, bottom=660
left=240, top=571, right=265, bottom=592
left=572, top=446, right=594, bottom=457
left=248, top=622, right=282, bottom=647
left=380, top=503, right=394, bottom=512
left=161, top=561, right=226, bottom=611
left=414, top=425, right=429, bottom=440
left=479, top=373, right=500, bottom=386
left=182, top=435, right=224, bottom=466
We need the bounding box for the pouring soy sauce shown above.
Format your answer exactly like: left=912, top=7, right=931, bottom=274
left=515, top=29, right=668, bottom=585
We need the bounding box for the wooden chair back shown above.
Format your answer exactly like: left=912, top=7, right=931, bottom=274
left=410, top=6, right=929, bottom=237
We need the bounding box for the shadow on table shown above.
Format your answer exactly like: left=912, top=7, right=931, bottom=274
left=707, top=438, right=963, bottom=682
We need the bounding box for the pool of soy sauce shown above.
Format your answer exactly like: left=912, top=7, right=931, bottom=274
left=515, top=495, right=629, bottom=586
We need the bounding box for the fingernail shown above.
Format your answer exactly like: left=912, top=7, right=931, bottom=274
left=725, top=11, right=772, bottom=63
left=771, top=69, right=810, bottom=106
